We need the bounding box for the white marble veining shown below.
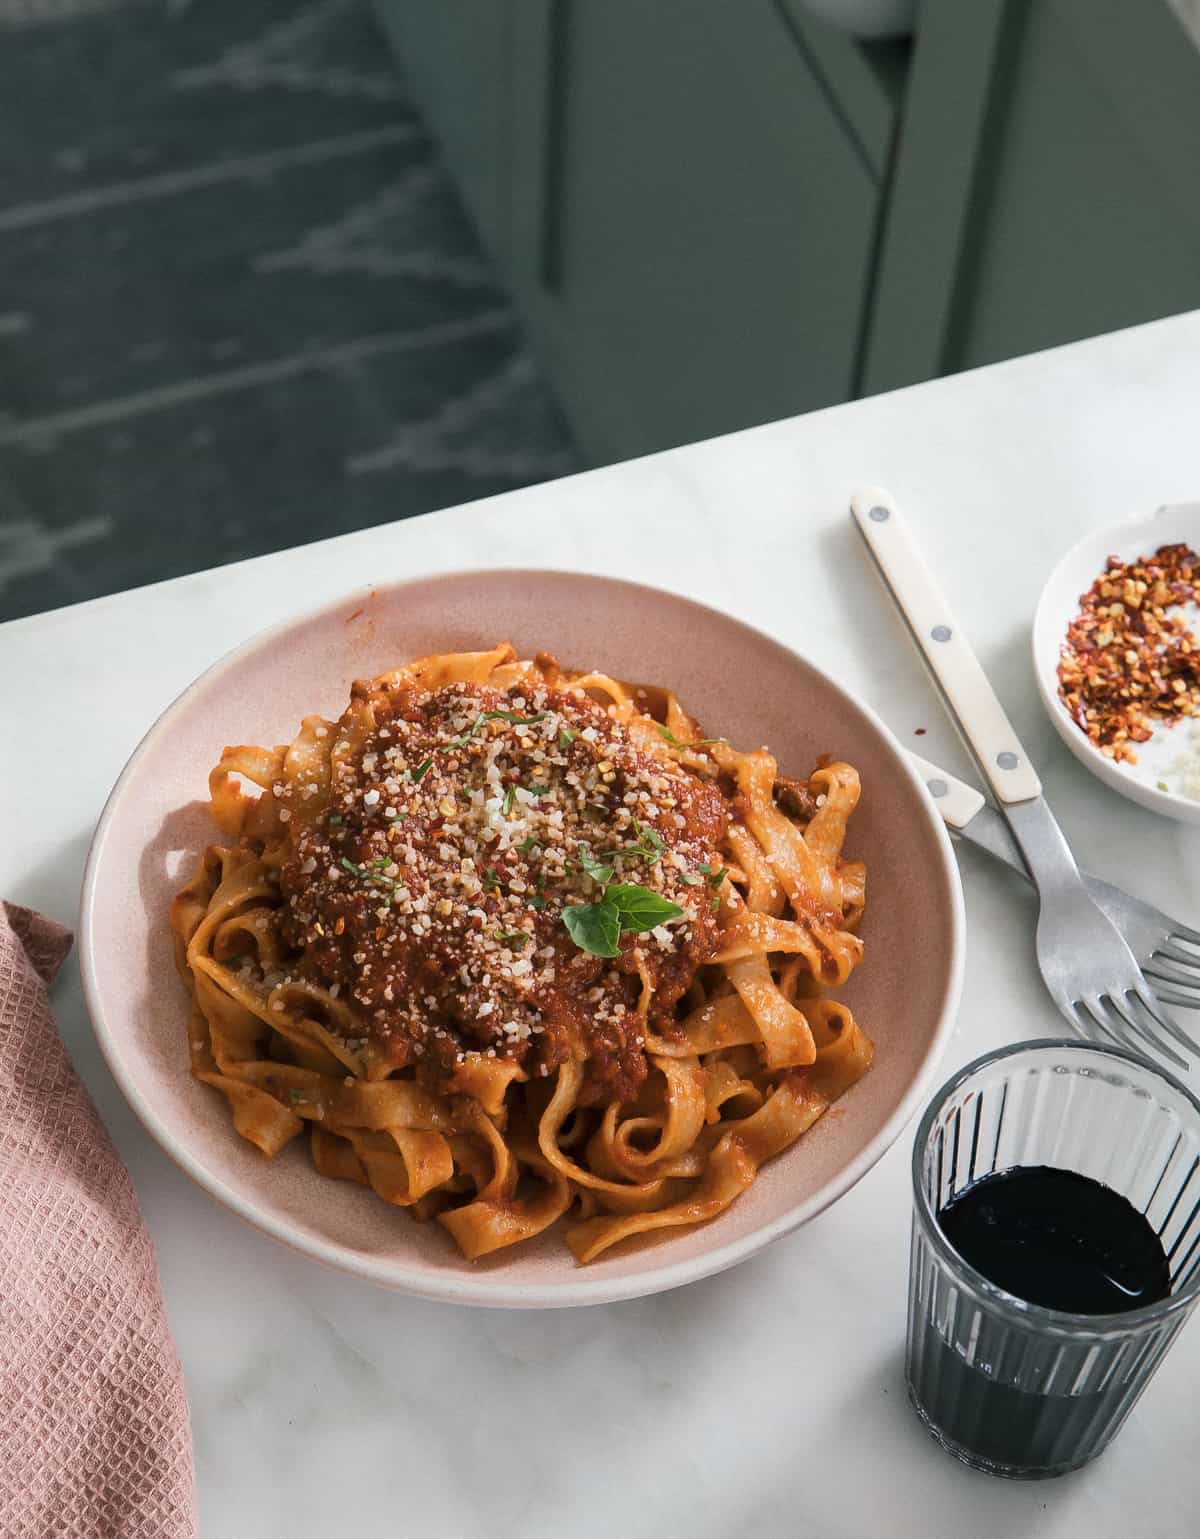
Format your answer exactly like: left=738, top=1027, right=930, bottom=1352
left=3, top=312, right=1200, bottom=1538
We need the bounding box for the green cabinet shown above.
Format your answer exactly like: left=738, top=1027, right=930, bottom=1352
left=374, top=0, right=1200, bottom=461
left=371, top=0, right=513, bottom=265
left=508, top=2, right=881, bottom=460
left=373, top=0, right=894, bottom=463
left=860, top=0, right=1200, bottom=392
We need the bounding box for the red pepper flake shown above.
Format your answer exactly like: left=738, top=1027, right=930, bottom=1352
left=1057, top=543, right=1200, bottom=764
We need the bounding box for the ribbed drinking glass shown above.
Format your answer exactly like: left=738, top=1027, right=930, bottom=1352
left=907, top=1038, right=1200, bottom=1478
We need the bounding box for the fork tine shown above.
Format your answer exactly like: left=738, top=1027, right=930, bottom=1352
left=1065, top=999, right=1098, bottom=1042
left=1105, top=993, right=1191, bottom=1071
left=1169, top=921, right=1200, bottom=949
left=1157, top=940, right=1200, bottom=966
left=1146, top=984, right=1200, bottom=1012
left=1146, top=956, right=1200, bottom=992
left=1130, top=986, right=1200, bottom=1062
left=1076, top=996, right=1150, bottom=1060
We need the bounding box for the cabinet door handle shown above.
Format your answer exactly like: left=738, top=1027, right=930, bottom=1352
left=538, top=0, right=570, bottom=291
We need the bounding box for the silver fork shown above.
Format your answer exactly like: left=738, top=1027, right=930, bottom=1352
left=853, top=486, right=1200, bottom=1074
left=909, top=750, right=1200, bottom=1014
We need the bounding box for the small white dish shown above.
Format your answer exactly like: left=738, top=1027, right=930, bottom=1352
left=1032, top=502, right=1200, bottom=825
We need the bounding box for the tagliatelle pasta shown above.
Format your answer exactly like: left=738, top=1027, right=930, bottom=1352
left=169, top=644, right=872, bottom=1262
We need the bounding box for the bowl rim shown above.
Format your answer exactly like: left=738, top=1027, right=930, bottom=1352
left=1031, top=501, right=1200, bottom=825
left=79, top=568, right=966, bottom=1308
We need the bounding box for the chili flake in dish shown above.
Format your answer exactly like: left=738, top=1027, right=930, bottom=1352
left=1057, top=543, right=1200, bottom=764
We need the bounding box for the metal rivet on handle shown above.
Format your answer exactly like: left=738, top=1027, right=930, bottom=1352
left=927, top=779, right=948, bottom=799
left=997, top=751, right=1019, bottom=770
left=931, top=625, right=952, bottom=643
left=868, top=506, right=890, bottom=522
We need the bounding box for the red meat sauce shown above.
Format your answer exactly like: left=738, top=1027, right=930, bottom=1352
left=273, top=676, right=729, bottom=1105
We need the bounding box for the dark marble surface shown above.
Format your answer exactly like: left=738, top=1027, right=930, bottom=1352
left=0, top=0, right=575, bottom=622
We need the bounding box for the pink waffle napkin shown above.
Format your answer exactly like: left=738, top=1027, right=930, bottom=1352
left=0, top=902, right=197, bottom=1538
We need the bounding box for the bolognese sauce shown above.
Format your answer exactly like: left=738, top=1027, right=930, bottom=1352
left=276, top=678, right=728, bottom=1103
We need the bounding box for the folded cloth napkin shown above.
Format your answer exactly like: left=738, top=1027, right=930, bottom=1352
left=0, top=902, right=197, bottom=1539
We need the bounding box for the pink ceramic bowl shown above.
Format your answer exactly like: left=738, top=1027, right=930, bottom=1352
left=80, top=570, right=964, bottom=1307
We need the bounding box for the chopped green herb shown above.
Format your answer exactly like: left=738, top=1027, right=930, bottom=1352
left=593, top=815, right=666, bottom=867
left=483, top=866, right=502, bottom=893
left=223, top=954, right=247, bottom=967
left=700, top=864, right=729, bottom=892
left=527, top=784, right=550, bottom=796
left=654, top=724, right=726, bottom=750
left=1158, top=780, right=1170, bottom=792
left=288, top=1089, right=307, bottom=1105
left=384, top=807, right=406, bottom=821
left=678, top=872, right=703, bottom=887
left=445, top=715, right=485, bottom=750
left=632, top=815, right=665, bottom=854
left=339, top=856, right=391, bottom=889
left=482, top=709, right=548, bottom=726
left=517, top=836, right=541, bottom=854
left=439, top=709, right=549, bottom=760
left=558, top=725, right=579, bottom=749
left=529, top=874, right=547, bottom=911
left=408, top=757, right=434, bottom=783
left=562, top=901, right=622, bottom=958
left=502, top=785, right=516, bottom=816
left=496, top=929, right=530, bottom=949
left=328, top=813, right=343, bottom=827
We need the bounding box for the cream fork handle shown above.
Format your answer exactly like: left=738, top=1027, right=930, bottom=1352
left=851, top=486, right=1042, bottom=805
left=906, top=750, right=986, bottom=830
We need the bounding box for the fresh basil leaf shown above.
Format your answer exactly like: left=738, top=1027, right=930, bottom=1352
left=577, top=845, right=615, bottom=884
left=606, top=884, right=684, bottom=931
left=562, top=900, right=621, bottom=957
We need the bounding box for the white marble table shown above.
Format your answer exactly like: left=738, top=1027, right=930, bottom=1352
left=4, top=311, right=1200, bottom=1538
